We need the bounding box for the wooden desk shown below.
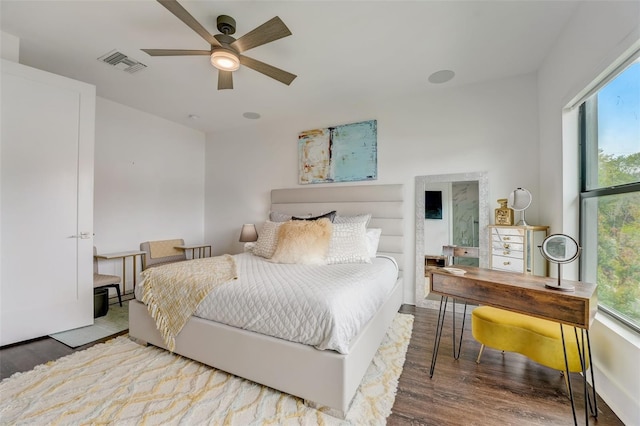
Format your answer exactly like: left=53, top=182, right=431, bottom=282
left=431, top=267, right=597, bottom=328
left=95, top=250, right=146, bottom=294
left=429, top=266, right=597, bottom=425
left=174, top=244, right=211, bottom=259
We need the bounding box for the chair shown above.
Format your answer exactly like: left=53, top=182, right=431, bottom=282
left=140, top=239, right=187, bottom=270
left=472, top=306, right=587, bottom=393
left=93, top=247, right=122, bottom=307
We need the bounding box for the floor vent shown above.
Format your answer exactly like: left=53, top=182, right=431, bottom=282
left=98, top=50, right=147, bottom=74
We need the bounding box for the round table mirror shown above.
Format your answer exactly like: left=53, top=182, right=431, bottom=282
left=507, top=187, right=532, bottom=225
left=539, top=234, right=581, bottom=291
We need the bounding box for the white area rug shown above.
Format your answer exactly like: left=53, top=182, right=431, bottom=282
left=1, top=313, right=413, bottom=425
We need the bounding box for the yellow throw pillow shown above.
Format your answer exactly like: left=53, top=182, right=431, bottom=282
left=270, top=218, right=333, bottom=265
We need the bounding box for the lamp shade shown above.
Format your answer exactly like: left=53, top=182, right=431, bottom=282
left=210, top=50, right=240, bottom=71
left=239, top=224, right=258, bottom=242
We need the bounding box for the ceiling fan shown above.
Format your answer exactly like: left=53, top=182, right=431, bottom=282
left=142, top=0, right=297, bottom=90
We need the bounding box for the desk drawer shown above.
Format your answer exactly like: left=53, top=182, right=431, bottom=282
left=491, top=255, right=523, bottom=272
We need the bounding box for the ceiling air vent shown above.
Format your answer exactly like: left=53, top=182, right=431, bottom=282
left=98, top=50, right=147, bottom=74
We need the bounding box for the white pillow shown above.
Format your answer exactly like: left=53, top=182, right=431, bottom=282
left=326, top=221, right=371, bottom=264
left=334, top=214, right=371, bottom=227
left=269, top=211, right=292, bottom=222
left=253, top=221, right=284, bottom=259
left=366, top=228, right=382, bottom=257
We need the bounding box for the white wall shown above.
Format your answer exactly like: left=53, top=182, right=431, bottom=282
left=0, top=31, right=19, bottom=62
left=538, top=2, right=640, bottom=424
left=94, top=97, right=205, bottom=286
left=205, top=73, right=541, bottom=302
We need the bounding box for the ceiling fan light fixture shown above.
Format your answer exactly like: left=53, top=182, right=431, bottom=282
left=145, top=1, right=296, bottom=89
left=210, top=50, right=240, bottom=71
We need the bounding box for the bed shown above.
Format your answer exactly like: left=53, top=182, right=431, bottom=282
left=128, top=184, right=404, bottom=416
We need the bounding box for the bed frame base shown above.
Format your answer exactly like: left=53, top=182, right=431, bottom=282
left=129, top=277, right=403, bottom=415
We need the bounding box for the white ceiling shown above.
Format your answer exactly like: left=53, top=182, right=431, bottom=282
left=1, top=0, right=581, bottom=134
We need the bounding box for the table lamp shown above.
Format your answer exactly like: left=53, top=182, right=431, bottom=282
left=239, top=224, right=258, bottom=243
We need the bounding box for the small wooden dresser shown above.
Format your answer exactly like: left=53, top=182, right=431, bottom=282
left=489, top=225, right=549, bottom=276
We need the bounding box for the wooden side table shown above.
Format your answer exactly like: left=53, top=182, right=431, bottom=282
left=94, top=250, right=146, bottom=294
left=174, top=244, right=212, bottom=259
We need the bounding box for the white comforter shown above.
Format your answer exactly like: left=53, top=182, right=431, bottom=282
left=135, top=253, right=399, bottom=354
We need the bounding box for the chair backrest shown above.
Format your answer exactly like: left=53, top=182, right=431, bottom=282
left=140, top=239, right=186, bottom=269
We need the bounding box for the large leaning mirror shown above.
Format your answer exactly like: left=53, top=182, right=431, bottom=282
left=415, top=171, right=490, bottom=308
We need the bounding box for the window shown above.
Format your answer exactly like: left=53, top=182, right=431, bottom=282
left=579, top=56, right=640, bottom=332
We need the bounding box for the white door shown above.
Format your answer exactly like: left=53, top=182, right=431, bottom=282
left=1, top=60, right=95, bottom=345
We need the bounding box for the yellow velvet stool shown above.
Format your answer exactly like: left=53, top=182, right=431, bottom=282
left=472, top=306, right=588, bottom=378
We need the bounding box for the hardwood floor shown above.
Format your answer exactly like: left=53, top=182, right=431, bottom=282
left=390, top=305, right=623, bottom=425
left=0, top=304, right=624, bottom=424
left=0, top=331, right=128, bottom=380
left=0, top=297, right=130, bottom=380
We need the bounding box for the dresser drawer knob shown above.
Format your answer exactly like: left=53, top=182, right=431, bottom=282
left=503, top=243, right=510, bottom=249
left=503, top=261, right=511, bottom=265
left=503, top=251, right=510, bottom=255
left=503, top=236, right=511, bottom=241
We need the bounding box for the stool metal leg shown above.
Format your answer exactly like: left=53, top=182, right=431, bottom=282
left=562, top=371, right=571, bottom=396
left=476, top=344, right=485, bottom=364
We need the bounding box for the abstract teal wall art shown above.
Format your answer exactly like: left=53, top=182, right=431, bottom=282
left=298, top=120, right=377, bottom=184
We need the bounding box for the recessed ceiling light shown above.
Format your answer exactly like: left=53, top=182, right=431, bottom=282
left=243, top=112, right=261, bottom=119
left=188, top=114, right=200, bottom=120
left=428, top=70, right=455, bottom=84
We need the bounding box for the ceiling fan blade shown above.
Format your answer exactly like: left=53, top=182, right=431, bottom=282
left=218, top=70, right=233, bottom=90
left=142, top=49, right=211, bottom=56
left=157, top=0, right=221, bottom=47
left=231, top=16, right=292, bottom=53
left=240, top=55, right=296, bottom=86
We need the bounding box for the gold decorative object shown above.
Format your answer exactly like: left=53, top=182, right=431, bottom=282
left=495, top=198, right=514, bottom=225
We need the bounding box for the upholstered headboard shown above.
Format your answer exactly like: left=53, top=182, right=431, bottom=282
left=270, top=184, right=404, bottom=271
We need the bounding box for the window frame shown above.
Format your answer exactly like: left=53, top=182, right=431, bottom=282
left=578, top=81, right=640, bottom=334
